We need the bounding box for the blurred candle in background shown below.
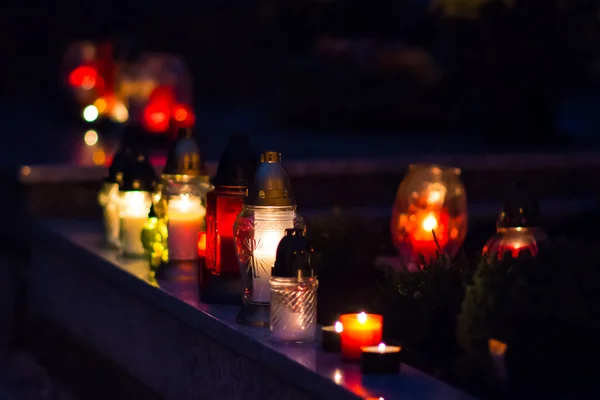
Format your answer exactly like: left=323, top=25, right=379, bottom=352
left=167, top=193, right=205, bottom=260
left=120, top=191, right=152, bottom=256
left=118, top=152, right=156, bottom=258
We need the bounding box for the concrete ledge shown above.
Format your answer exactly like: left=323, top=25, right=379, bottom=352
left=29, top=220, right=474, bottom=400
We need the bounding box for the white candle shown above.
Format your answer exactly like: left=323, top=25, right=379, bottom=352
left=120, top=191, right=151, bottom=257
left=252, top=229, right=285, bottom=303
left=167, top=193, right=205, bottom=260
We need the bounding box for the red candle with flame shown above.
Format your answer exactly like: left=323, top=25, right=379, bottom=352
left=340, top=313, right=383, bottom=362
left=408, top=209, right=450, bottom=260
left=391, top=165, right=467, bottom=265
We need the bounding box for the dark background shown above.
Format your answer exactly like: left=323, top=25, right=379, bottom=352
left=1, top=1, right=600, bottom=149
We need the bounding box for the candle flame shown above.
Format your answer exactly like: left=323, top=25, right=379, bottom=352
left=333, top=369, right=343, bottom=384
left=335, top=321, right=343, bottom=333
left=177, top=193, right=191, bottom=212
left=357, top=312, right=367, bottom=324
left=422, top=214, right=438, bottom=231
left=489, top=338, right=507, bottom=356
left=378, top=343, right=386, bottom=353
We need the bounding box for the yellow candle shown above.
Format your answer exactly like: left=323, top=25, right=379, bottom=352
left=167, top=193, right=205, bottom=261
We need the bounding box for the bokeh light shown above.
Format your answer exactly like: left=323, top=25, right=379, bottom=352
left=112, top=101, right=129, bottom=123
left=84, top=129, right=98, bottom=146
left=83, top=105, right=99, bottom=122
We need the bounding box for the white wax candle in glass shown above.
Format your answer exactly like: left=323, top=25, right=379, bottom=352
left=252, top=228, right=287, bottom=302
left=167, top=193, right=206, bottom=260
left=119, top=191, right=152, bottom=257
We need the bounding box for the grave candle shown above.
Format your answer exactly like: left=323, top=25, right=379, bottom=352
left=361, top=343, right=402, bottom=374
left=167, top=193, right=205, bottom=260
left=269, top=228, right=318, bottom=343
left=340, top=312, right=383, bottom=362
left=120, top=191, right=152, bottom=257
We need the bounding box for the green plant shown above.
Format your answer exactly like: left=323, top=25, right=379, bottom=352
left=456, top=239, right=600, bottom=396
left=305, top=214, right=391, bottom=324
left=375, top=235, right=475, bottom=369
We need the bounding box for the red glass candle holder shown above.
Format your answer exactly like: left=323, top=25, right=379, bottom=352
left=205, top=188, right=245, bottom=274
left=200, top=135, right=257, bottom=304
left=391, top=164, right=467, bottom=267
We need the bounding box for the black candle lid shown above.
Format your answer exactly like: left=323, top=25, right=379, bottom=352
left=163, top=128, right=204, bottom=176
left=148, top=203, right=157, bottom=219
left=245, top=151, right=295, bottom=206
left=120, top=152, right=157, bottom=192
left=497, top=182, right=541, bottom=228
left=106, top=147, right=133, bottom=184
left=272, top=228, right=315, bottom=279
left=212, top=135, right=258, bottom=188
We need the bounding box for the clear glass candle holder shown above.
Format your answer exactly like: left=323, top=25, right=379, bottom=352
left=151, top=174, right=213, bottom=261
left=234, top=206, right=304, bottom=308
left=270, top=276, right=318, bottom=343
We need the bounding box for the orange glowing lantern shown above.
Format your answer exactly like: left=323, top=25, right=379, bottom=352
left=391, top=164, right=467, bottom=267
left=483, top=184, right=548, bottom=261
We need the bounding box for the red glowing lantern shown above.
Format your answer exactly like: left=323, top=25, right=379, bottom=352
left=143, top=102, right=171, bottom=133
left=149, top=86, right=175, bottom=107
left=202, top=135, right=257, bottom=304
left=391, top=164, right=467, bottom=267
left=68, top=66, right=98, bottom=88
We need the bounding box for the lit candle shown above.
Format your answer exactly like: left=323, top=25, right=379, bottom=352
left=361, top=342, right=402, bottom=374
left=167, top=193, right=206, bottom=260
left=488, top=338, right=507, bottom=381
left=340, top=312, right=383, bottom=362
left=120, top=191, right=152, bottom=257
left=252, top=228, right=288, bottom=303
left=322, top=321, right=343, bottom=353
left=409, top=209, right=450, bottom=259
left=269, top=229, right=318, bottom=343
